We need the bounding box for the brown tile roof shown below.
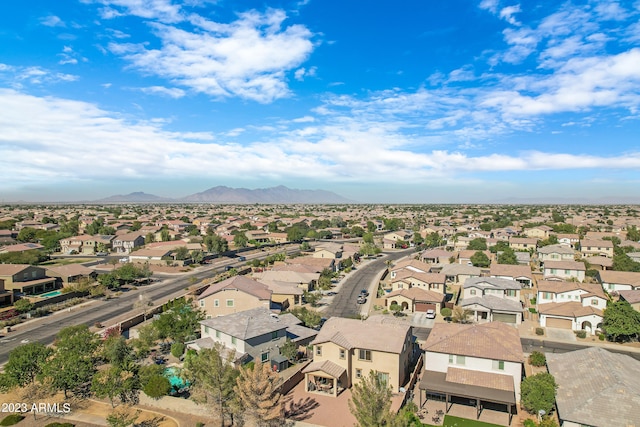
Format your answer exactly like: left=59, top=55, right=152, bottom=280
left=424, top=322, right=524, bottom=363
left=0, top=264, right=33, bottom=276
left=311, top=317, right=410, bottom=355
left=391, top=270, right=446, bottom=285
left=302, top=360, right=346, bottom=379
left=489, top=264, right=533, bottom=279
left=537, top=281, right=606, bottom=299
left=598, top=270, right=640, bottom=286
left=385, top=287, right=445, bottom=303
left=198, top=275, right=272, bottom=301
left=446, top=367, right=514, bottom=392
left=618, top=289, right=640, bottom=304
left=538, top=301, right=603, bottom=317
left=543, top=260, right=586, bottom=271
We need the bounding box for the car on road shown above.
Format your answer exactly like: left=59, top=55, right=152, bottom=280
left=96, top=252, right=108, bottom=256
left=360, top=289, right=369, bottom=297
left=326, top=291, right=337, bottom=296
left=425, top=309, right=436, bottom=319
left=236, top=256, right=246, bottom=261
left=357, top=296, right=366, bottom=304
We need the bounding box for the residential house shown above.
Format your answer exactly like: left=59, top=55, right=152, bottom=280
left=546, top=347, right=640, bottom=427
left=537, top=244, right=575, bottom=264
left=542, top=260, right=586, bottom=282
left=0, top=243, right=45, bottom=254
left=514, top=252, right=530, bottom=265
left=388, top=270, right=447, bottom=293
left=384, top=287, right=445, bottom=313
left=583, top=255, right=612, bottom=271
left=0, top=279, right=13, bottom=306
left=390, top=259, right=431, bottom=279
left=523, top=225, right=552, bottom=239
left=303, top=317, right=414, bottom=397
left=188, top=308, right=315, bottom=368
left=618, top=289, right=640, bottom=311
left=597, top=270, right=640, bottom=292
left=45, top=264, right=98, bottom=287
left=556, top=233, right=580, bottom=248
left=284, top=256, right=334, bottom=273
left=245, top=230, right=270, bottom=243
left=383, top=230, right=413, bottom=249
left=0, top=264, right=57, bottom=295
left=439, top=263, right=481, bottom=285
left=111, top=232, right=145, bottom=254
left=579, top=239, right=614, bottom=258
left=537, top=290, right=603, bottom=335
left=127, top=248, right=173, bottom=265
left=60, top=234, right=115, bottom=255
left=252, top=270, right=319, bottom=308
left=419, top=249, right=451, bottom=264
left=489, top=264, right=533, bottom=287
left=418, top=322, right=524, bottom=423
left=508, top=237, right=537, bottom=251
left=536, top=280, right=608, bottom=311
left=196, top=276, right=272, bottom=318
left=458, top=250, right=492, bottom=266
left=460, top=277, right=523, bottom=325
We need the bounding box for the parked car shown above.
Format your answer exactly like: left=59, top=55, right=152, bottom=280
left=357, top=296, right=366, bottom=304
left=360, top=289, right=369, bottom=297
left=425, top=309, right=436, bottom=319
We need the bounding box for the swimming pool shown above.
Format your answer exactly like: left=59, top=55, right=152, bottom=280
left=38, top=290, right=62, bottom=298
left=163, top=367, right=190, bottom=389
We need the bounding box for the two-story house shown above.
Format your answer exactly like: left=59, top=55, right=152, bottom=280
left=542, top=260, right=586, bottom=282
left=388, top=270, right=447, bottom=293
left=0, top=264, right=57, bottom=295
left=460, top=277, right=523, bottom=325
left=556, top=233, right=580, bottom=248
left=489, top=264, right=533, bottom=287
left=508, top=237, right=537, bottom=251
left=383, top=230, right=414, bottom=249
left=418, top=322, right=524, bottom=424
left=419, top=249, right=451, bottom=264
left=390, top=259, right=431, bottom=279
left=523, top=225, right=552, bottom=240
left=196, top=276, right=273, bottom=318
left=580, top=239, right=614, bottom=258
left=303, top=317, right=414, bottom=397
left=111, top=232, right=145, bottom=254
left=438, top=263, right=481, bottom=285
left=536, top=280, right=605, bottom=334
left=537, top=244, right=575, bottom=264
left=188, top=307, right=315, bottom=367
left=597, top=270, right=640, bottom=292
left=0, top=279, right=13, bottom=306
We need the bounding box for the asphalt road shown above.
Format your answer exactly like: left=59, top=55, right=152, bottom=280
left=322, top=248, right=415, bottom=319
left=0, top=245, right=302, bottom=365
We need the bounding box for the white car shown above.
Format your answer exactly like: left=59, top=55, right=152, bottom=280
left=425, top=309, right=436, bottom=319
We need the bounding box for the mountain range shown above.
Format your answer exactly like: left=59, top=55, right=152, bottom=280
left=94, top=185, right=353, bottom=204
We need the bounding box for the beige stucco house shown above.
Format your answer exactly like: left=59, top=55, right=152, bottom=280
left=197, top=276, right=272, bottom=318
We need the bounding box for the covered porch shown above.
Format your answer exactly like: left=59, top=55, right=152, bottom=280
left=302, top=360, right=347, bottom=397
left=418, top=369, right=517, bottom=425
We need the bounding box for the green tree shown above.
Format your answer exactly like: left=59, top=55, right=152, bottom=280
left=145, top=232, right=156, bottom=244
left=521, top=373, right=557, bottom=415
left=612, top=253, right=640, bottom=272
left=279, top=339, right=298, bottom=362
left=160, top=228, right=171, bottom=242
left=106, top=406, right=139, bottom=427
left=303, top=290, right=322, bottom=307
left=102, top=336, right=135, bottom=369
left=360, top=242, right=381, bottom=256
left=204, top=234, right=228, bottom=254
left=451, top=306, right=472, bottom=324
left=286, top=307, right=321, bottom=328
left=98, top=272, right=120, bottom=289
left=603, top=301, right=640, bottom=342
left=348, top=370, right=395, bottom=427
left=116, top=263, right=146, bottom=284
left=92, top=366, right=138, bottom=408
left=627, top=225, right=640, bottom=242
left=154, top=298, right=204, bottom=343
left=17, top=227, right=38, bottom=243
left=235, top=362, right=283, bottom=427
left=174, top=246, right=190, bottom=260
left=3, top=342, right=52, bottom=387
left=13, top=298, right=34, bottom=313
left=42, top=325, right=100, bottom=397
left=184, top=344, right=240, bottom=427
left=528, top=351, right=546, bottom=367
left=470, top=251, right=490, bottom=267
left=142, top=374, right=171, bottom=399
left=366, top=221, right=377, bottom=232
left=467, top=238, right=487, bottom=250
left=490, top=240, right=511, bottom=254
left=233, top=232, right=249, bottom=248
left=498, top=247, right=519, bottom=265
left=362, top=232, right=374, bottom=244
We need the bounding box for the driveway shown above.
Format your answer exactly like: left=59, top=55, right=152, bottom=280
left=545, top=327, right=577, bottom=342
left=411, top=312, right=436, bottom=328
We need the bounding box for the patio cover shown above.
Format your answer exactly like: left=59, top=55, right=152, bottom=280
left=419, top=369, right=516, bottom=405
left=302, top=360, right=346, bottom=379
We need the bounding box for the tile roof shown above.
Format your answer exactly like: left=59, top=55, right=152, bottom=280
left=311, top=317, right=410, bottom=354
left=543, top=260, right=586, bottom=271
left=446, top=367, right=514, bottom=392
left=385, top=287, right=445, bottom=303
left=302, top=360, right=346, bottom=379
left=599, top=270, right=640, bottom=286
left=538, top=301, right=603, bottom=318
left=537, top=280, right=607, bottom=299
left=490, top=264, right=533, bottom=279
left=424, top=322, right=524, bottom=363
left=198, top=275, right=272, bottom=301
left=618, top=289, right=640, bottom=304
left=200, top=307, right=300, bottom=340
left=460, top=295, right=524, bottom=312
left=463, top=277, right=522, bottom=290
left=546, top=347, right=640, bottom=427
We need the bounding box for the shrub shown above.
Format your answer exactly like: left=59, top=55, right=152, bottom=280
left=143, top=374, right=171, bottom=399
left=171, top=342, right=185, bottom=358
left=45, top=423, right=75, bottom=427
left=440, top=307, right=452, bottom=317
left=523, top=420, right=537, bottom=427
left=599, top=333, right=605, bottom=341
left=0, top=414, right=25, bottom=426
left=529, top=297, right=537, bottom=305
left=535, top=327, right=544, bottom=336
left=528, top=351, right=546, bottom=367
left=575, top=330, right=587, bottom=339
left=529, top=308, right=537, bottom=313
left=196, top=423, right=205, bottom=427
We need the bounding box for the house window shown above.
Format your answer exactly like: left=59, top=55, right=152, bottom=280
left=339, top=349, right=345, bottom=359
left=492, top=360, right=505, bottom=370
left=214, top=299, right=220, bottom=307
left=355, top=369, right=362, bottom=379
left=261, top=352, right=269, bottom=363
left=550, top=269, right=557, bottom=274
left=506, top=289, right=516, bottom=297
left=316, top=346, right=322, bottom=356
left=199, top=300, right=205, bottom=307
left=271, top=331, right=278, bottom=340
left=543, top=292, right=552, bottom=299
left=358, top=349, right=372, bottom=361
left=470, top=289, right=476, bottom=296
left=377, top=372, right=389, bottom=386
left=591, top=299, right=598, bottom=305
left=205, top=326, right=210, bottom=334
left=564, top=270, right=570, bottom=275
left=216, top=330, right=221, bottom=338
left=226, top=299, right=234, bottom=307
left=231, top=337, right=237, bottom=345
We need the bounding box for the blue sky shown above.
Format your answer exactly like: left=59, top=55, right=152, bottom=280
left=1, top=0, right=640, bottom=203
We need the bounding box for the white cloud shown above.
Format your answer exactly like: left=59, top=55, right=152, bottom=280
left=499, top=5, right=521, bottom=25
left=294, top=66, right=317, bottom=81
left=479, top=0, right=500, bottom=14
left=139, top=86, right=186, bottom=98
left=40, top=15, right=65, bottom=27
left=109, top=9, right=314, bottom=103
left=86, top=0, right=184, bottom=23
left=292, top=116, right=315, bottom=123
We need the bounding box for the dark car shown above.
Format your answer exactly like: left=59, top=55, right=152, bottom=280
left=360, top=289, right=369, bottom=297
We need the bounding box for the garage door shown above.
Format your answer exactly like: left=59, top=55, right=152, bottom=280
left=493, top=313, right=518, bottom=324
left=546, top=317, right=572, bottom=329
left=415, top=303, right=436, bottom=312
